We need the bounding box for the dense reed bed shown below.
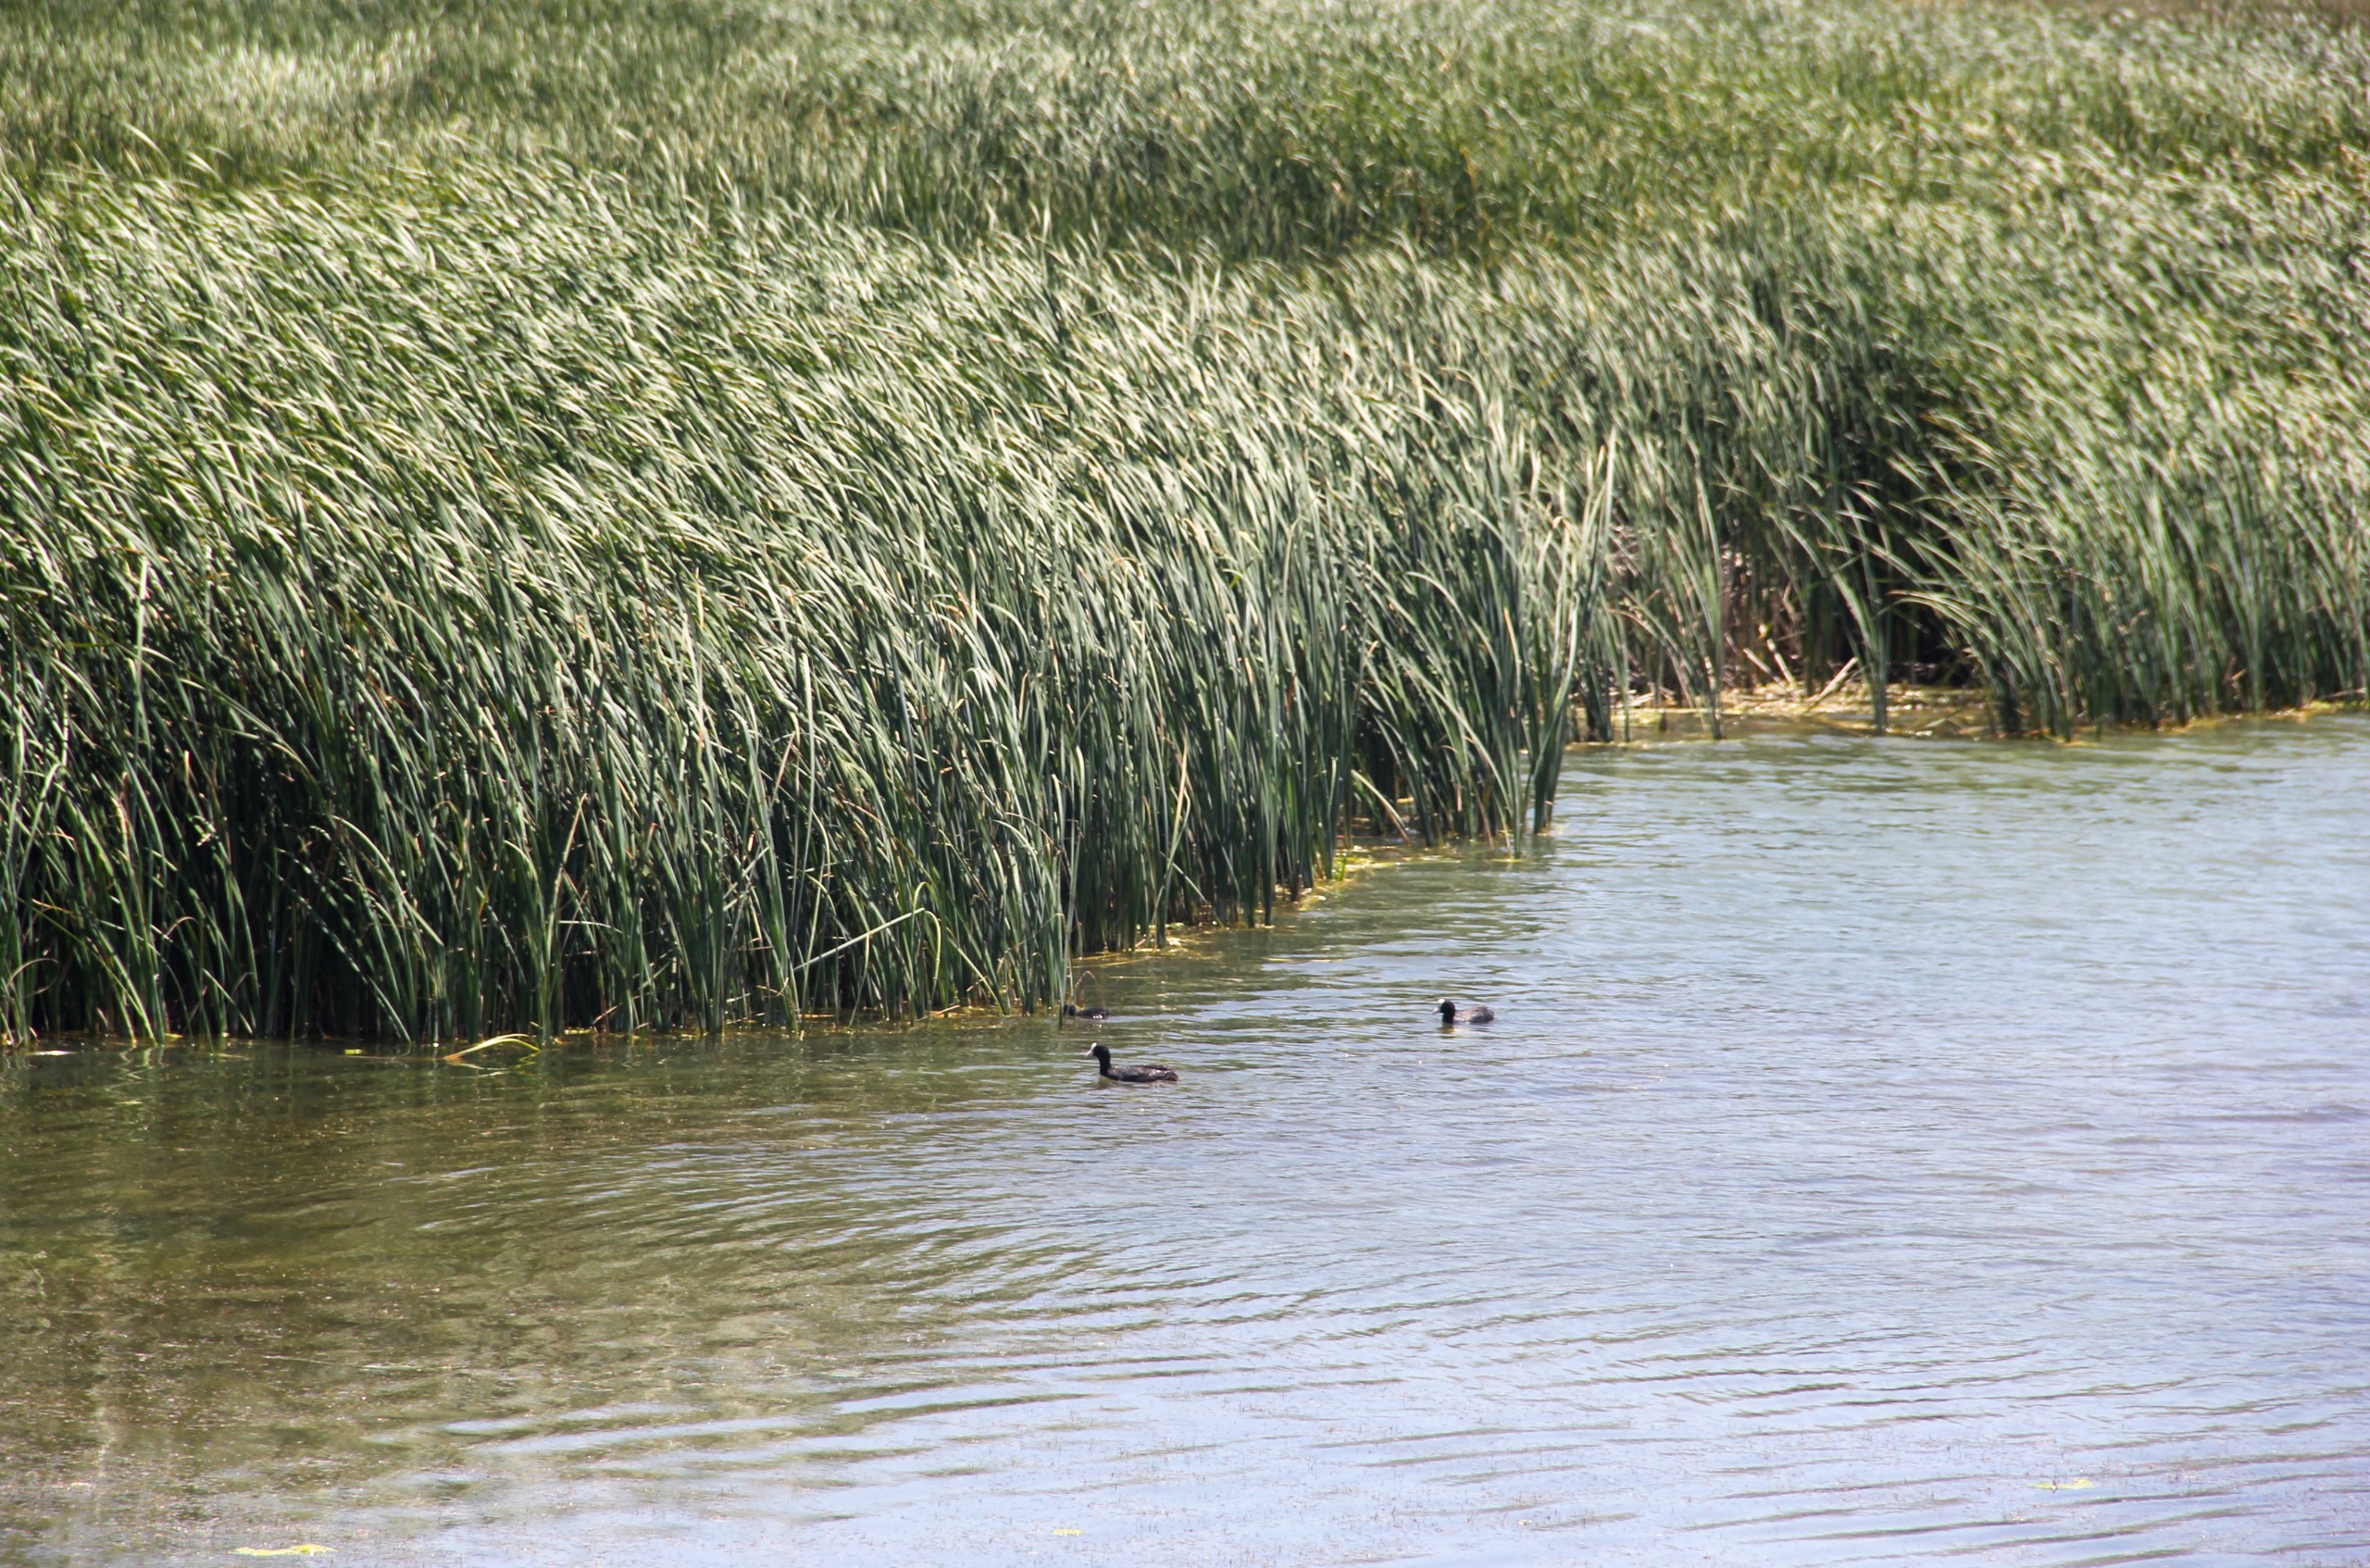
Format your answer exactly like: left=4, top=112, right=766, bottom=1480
left=3, top=0, right=2366, bottom=1040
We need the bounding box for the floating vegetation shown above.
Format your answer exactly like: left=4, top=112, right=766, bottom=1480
left=2, top=0, right=2364, bottom=1040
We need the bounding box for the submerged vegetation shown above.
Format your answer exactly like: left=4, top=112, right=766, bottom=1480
left=2, top=0, right=2366, bottom=1040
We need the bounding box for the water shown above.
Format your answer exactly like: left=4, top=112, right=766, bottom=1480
left=5, top=717, right=2368, bottom=1567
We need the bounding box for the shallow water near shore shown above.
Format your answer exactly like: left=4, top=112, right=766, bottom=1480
left=5, top=716, right=2368, bottom=1567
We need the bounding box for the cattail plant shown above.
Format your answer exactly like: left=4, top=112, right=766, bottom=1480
left=1, top=0, right=2364, bottom=1040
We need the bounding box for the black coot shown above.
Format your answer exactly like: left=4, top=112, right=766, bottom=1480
left=1087, top=1042, right=1177, bottom=1083
left=1062, top=1002, right=1111, bottom=1020
left=1438, top=998, right=1496, bottom=1026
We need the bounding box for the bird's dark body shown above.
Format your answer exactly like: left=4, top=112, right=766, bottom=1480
left=1438, top=999, right=1495, bottom=1026
left=1063, top=1002, right=1111, bottom=1020
left=1087, top=1042, right=1177, bottom=1083
left=1104, top=1063, right=1178, bottom=1084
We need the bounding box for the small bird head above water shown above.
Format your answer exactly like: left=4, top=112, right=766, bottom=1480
left=1087, top=1042, right=1109, bottom=1064
left=1438, top=998, right=1456, bottom=1024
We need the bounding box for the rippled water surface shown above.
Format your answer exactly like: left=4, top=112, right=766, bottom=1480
left=6, top=717, right=2369, bottom=1566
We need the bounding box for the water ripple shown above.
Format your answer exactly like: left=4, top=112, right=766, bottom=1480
left=3, top=718, right=2367, bottom=1565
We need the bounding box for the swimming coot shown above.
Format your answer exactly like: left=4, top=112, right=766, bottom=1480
left=1062, top=1002, right=1111, bottom=1021
left=1437, top=998, right=1496, bottom=1026
left=1088, top=1042, right=1177, bottom=1083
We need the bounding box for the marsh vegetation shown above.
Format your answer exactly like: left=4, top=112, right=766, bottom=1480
left=2, top=0, right=2365, bottom=1039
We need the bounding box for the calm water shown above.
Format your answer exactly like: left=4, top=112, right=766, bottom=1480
left=5, top=718, right=2368, bottom=1567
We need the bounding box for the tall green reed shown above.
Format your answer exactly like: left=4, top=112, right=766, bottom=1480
left=0, top=173, right=1600, bottom=1039
left=2, top=0, right=2365, bottom=1039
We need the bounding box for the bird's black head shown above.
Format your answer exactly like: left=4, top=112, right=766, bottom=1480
left=1087, top=1042, right=1110, bottom=1064
left=1061, top=1002, right=1079, bottom=1018
left=1438, top=998, right=1456, bottom=1023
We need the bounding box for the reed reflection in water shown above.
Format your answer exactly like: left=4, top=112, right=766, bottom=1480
left=3, top=716, right=2366, bottom=1565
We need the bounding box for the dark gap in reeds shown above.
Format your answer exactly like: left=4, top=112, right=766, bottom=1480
left=2, top=0, right=2365, bottom=1041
